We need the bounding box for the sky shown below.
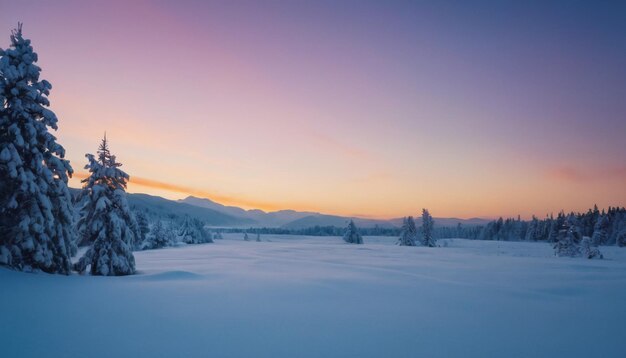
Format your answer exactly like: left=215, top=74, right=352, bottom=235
left=1, top=0, right=625, bottom=219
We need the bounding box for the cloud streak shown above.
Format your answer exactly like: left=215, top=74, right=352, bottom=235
left=72, top=171, right=285, bottom=212
left=546, top=165, right=626, bottom=184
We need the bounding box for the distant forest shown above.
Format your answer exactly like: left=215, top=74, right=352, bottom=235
left=225, top=206, right=626, bottom=246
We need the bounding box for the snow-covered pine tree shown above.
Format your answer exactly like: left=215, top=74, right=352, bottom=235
left=554, top=214, right=582, bottom=257
left=617, top=231, right=626, bottom=247
left=421, top=209, right=436, bottom=247
left=142, top=220, right=173, bottom=250
left=580, top=236, right=603, bottom=259
left=547, top=212, right=564, bottom=243
left=397, top=216, right=417, bottom=246
left=256, top=231, right=261, bottom=242
left=0, top=24, right=75, bottom=274
left=525, top=216, right=539, bottom=241
left=343, top=220, right=363, bottom=244
left=243, top=231, right=249, bottom=241
left=178, top=215, right=213, bottom=244
left=591, top=214, right=609, bottom=246
left=73, top=135, right=136, bottom=276
left=134, top=211, right=150, bottom=249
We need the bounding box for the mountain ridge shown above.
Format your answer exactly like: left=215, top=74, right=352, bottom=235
left=178, top=196, right=490, bottom=228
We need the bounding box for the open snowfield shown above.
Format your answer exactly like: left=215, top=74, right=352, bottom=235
left=2, top=235, right=626, bottom=358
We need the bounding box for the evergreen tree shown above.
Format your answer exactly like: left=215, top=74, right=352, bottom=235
left=243, top=231, right=249, bottom=241
left=580, top=236, right=603, bottom=259
left=591, top=214, right=609, bottom=246
left=421, top=209, right=436, bottom=247
left=343, top=220, right=363, bottom=244
left=74, top=135, right=136, bottom=276
left=178, top=215, right=213, bottom=244
left=525, top=216, right=539, bottom=241
left=0, top=24, right=75, bottom=274
left=256, top=231, right=261, bottom=242
left=554, top=214, right=582, bottom=257
left=617, top=231, right=626, bottom=247
left=134, top=211, right=150, bottom=249
left=142, top=220, right=173, bottom=250
left=397, top=216, right=417, bottom=246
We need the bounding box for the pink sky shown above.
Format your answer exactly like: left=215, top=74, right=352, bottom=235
left=1, top=0, right=624, bottom=219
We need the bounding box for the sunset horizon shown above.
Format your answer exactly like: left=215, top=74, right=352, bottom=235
left=2, top=1, right=624, bottom=221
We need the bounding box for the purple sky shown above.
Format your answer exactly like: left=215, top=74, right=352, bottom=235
left=1, top=0, right=624, bottom=218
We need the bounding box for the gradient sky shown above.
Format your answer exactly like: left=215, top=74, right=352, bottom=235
left=1, top=0, right=625, bottom=219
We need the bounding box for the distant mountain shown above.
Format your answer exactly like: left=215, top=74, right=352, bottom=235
left=178, top=196, right=318, bottom=227
left=128, top=194, right=254, bottom=226
left=69, top=189, right=253, bottom=227
left=388, top=217, right=491, bottom=228
left=179, top=196, right=489, bottom=228
left=281, top=214, right=395, bottom=229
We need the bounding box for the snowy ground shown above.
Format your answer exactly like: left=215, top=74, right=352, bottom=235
left=2, top=235, right=626, bottom=358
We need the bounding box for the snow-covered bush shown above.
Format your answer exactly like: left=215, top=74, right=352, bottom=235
left=343, top=220, right=363, bottom=244
left=74, top=136, right=136, bottom=276
left=398, top=216, right=418, bottom=246
left=0, top=24, right=75, bottom=274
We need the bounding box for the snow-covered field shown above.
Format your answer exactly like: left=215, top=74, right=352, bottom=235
left=2, top=235, right=626, bottom=358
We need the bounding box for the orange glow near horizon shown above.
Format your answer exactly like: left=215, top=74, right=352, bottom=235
left=70, top=172, right=290, bottom=213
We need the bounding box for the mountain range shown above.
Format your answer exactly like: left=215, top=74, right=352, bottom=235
left=69, top=188, right=491, bottom=229
left=174, top=196, right=489, bottom=229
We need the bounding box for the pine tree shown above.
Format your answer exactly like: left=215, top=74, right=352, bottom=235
left=256, top=231, right=261, bottom=242
left=134, top=211, right=150, bottom=249
left=142, top=220, right=173, bottom=250
left=243, top=231, right=249, bottom=241
left=580, top=236, right=603, bottom=259
left=524, top=216, right=539, bottom=241
left=0, top=24, right=75, bottom=274
left=547, top=212, right=564, bottom=243
left=421, top=209, right=436, bottom=247
left=397, top=216, right=417, bottom=246
left=554, top=214, right=582, bottom=257
left=178, top=215, right=213, bottom=244
left=343, top=220, right=363, bottom=244
left=73, top=135, right=136, bottom=276
left=591, top=214, right=609, bottom=246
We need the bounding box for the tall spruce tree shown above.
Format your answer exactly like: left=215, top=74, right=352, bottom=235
left=398, top=216, right=418, bottom=246
left=421, top=209, right=436, bottom=247
left=343, top=220, right=363, bottom=244
left=0, top=24, right=75, bottom=274
left=74, top=135, right=136, bottom=275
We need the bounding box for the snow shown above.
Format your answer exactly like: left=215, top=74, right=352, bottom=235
left=2, top=235, right=626, bottom=357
